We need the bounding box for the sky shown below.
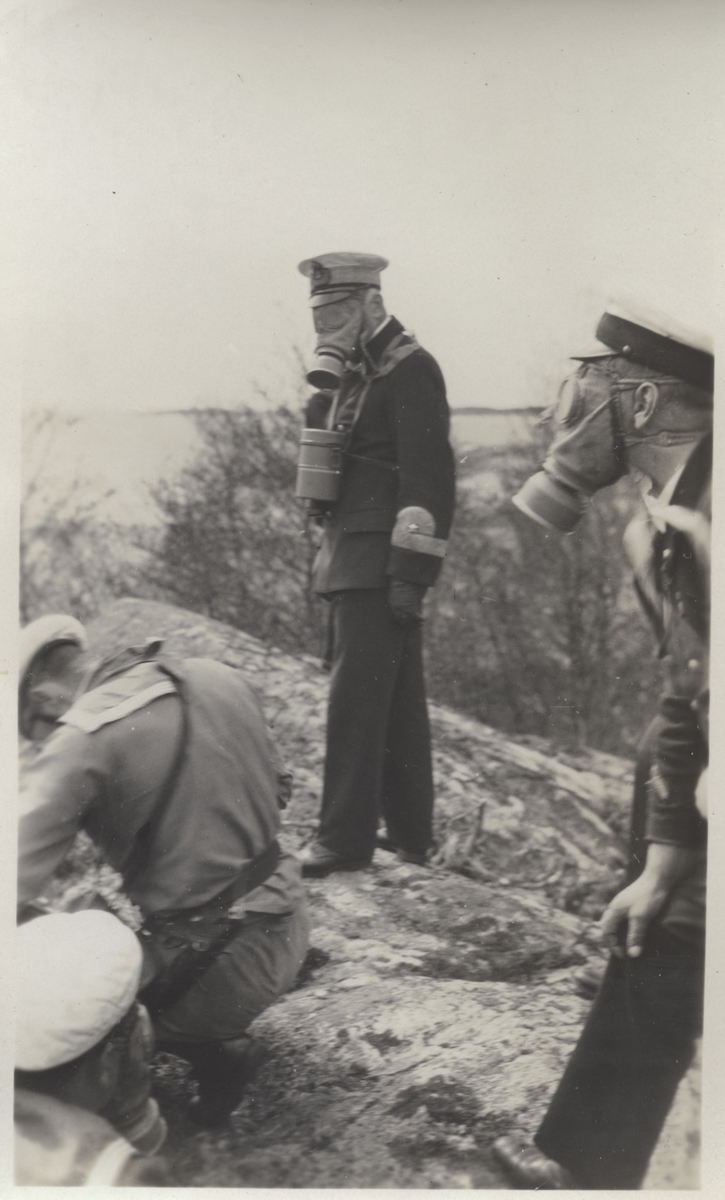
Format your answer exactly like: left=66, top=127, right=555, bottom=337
left=2, top=0, right=722, bottom=417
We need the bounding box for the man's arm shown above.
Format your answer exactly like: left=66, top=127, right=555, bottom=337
left=646, top=694, right=707, bottom=848
left=600, top=840, right=700, bottom=957
left=18, top=726, right=102, bottom=909
left=600, top=675, right=706, bottom=956
left=386, top=352, right=456, bottom=589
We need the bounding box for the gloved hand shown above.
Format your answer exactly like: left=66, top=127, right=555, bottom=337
left=306, top=499, right=330, bottom=525
left=304, top=391, right=335, bottom=429
left=388, top=580, right=427, bottom=626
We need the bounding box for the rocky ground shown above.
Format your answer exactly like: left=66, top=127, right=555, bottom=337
left=48, top=598, right=698, bottom=1188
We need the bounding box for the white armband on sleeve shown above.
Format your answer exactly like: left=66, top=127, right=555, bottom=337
left=391, top=506, right=447, bottom=557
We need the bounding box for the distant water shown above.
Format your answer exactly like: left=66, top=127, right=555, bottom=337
left=23, top=411, right=200, bottom=524
left=23, top=407, right=540, bottom=526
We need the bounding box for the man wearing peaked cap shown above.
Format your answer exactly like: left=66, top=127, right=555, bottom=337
left=14, top=910, right=169, bottom=1186
left=495, top=304, right=713, bottom=1190
left=296, top=252, right=456, bottom=876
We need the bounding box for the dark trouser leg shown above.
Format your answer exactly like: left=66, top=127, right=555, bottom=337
left=151, top=906, right=310, bottom=1045
left=381, top=620, right=434, bottom=857
left=152, top=906, right=310, bottom=1125
left=318, top=590, right=410, bottom=860
left=535, top=924, right=704, bottom=1189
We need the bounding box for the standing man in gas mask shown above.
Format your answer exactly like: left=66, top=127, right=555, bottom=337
left=297, top=252, right=456, bottom=877
left=493, top=305, right=712, bottom=1190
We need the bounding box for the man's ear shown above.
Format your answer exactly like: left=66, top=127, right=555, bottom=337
left=632, top=382, right=659, bottom=430
left=365, top=289, right=386, bottom=323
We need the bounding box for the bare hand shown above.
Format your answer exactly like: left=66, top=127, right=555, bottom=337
left=598, top=876, right=669, bottom=958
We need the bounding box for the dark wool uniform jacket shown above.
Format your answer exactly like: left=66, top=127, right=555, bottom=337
left=642, top=432, right=711, bottom=849
left=625, top=432, right=710, bottom=946
left=310, top=317, right=456, bottom=594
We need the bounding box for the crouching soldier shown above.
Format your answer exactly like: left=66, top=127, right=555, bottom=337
left=18, top=629, right=310, bottom=1127
left=15, top=910, right=168, bottom=1186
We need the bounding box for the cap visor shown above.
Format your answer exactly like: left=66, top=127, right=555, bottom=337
left=569, top=341, right=618, bottom=362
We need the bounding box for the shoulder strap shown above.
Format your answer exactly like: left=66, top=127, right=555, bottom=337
left=128, top=660, right=190, bottom=879
left=60, top=679, right=177, bottom=733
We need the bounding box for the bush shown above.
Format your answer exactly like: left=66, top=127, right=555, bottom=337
left=148, top=406, right=327, bottom=654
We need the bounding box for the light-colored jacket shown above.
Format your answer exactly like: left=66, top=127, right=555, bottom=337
left=19, top=649, right=302, bottom=916
left=15, top=1089, right=167, bottom=1186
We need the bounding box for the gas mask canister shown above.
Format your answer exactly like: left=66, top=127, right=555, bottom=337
left=306, top=293, right=364, bottom=389
left=513, top=364, right=628, bottom=532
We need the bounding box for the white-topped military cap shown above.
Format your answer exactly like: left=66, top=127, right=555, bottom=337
left=16, top=911, right=142, bottom=1071
left=572, top=301, right=713, bottom=390
left=20, top=614, right=87, bottom=689
left=298, top=252, right=389, bottom=307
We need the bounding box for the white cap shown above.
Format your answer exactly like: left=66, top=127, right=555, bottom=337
left=16, top=911, right=143, bottom=1071
left=19, top=615, right=87, bottom=689
left=571, top=300, right=713, bottom=390
left=298, top=252, right=389, bottom=307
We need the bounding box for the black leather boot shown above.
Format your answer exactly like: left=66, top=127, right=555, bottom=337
left=159, top=1036, right=268, bottom=1128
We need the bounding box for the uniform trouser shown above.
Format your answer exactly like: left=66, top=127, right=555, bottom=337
left=318, top=588, right=434, bottom=861
left=535, top=923, right=704, bottom=1189
left=150, top=904, right=310, bottom=1044
left=535, top=724, right=705, bottom=1191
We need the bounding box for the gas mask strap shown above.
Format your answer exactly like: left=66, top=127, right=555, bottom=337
left=325, top=392, right=340, bottom=431
left=345, top=379, right=374, bottom=441
left=325, top=375, right=373, bottom=443
left=608, top=388, right=628, bottom=475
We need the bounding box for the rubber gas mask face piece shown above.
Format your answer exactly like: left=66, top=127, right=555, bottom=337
left=513, top=365, right=626, bottom=532
left=306, top=296, right=364, bottom=388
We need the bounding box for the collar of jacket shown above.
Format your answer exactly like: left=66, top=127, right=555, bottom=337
left=654, top=431, right=711, bottom=642
left=85, top=638, right=166, bottom=691
left=669, top=431, right=712, bottom=511
left=361, top=315, right=420, bottom=380
left=363, top=315, right=403, bottom=363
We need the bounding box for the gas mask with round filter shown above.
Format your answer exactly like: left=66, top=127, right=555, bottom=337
left=512, top=362, right=697, bottom=533
left=306, top=293, right=365, bottom=389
